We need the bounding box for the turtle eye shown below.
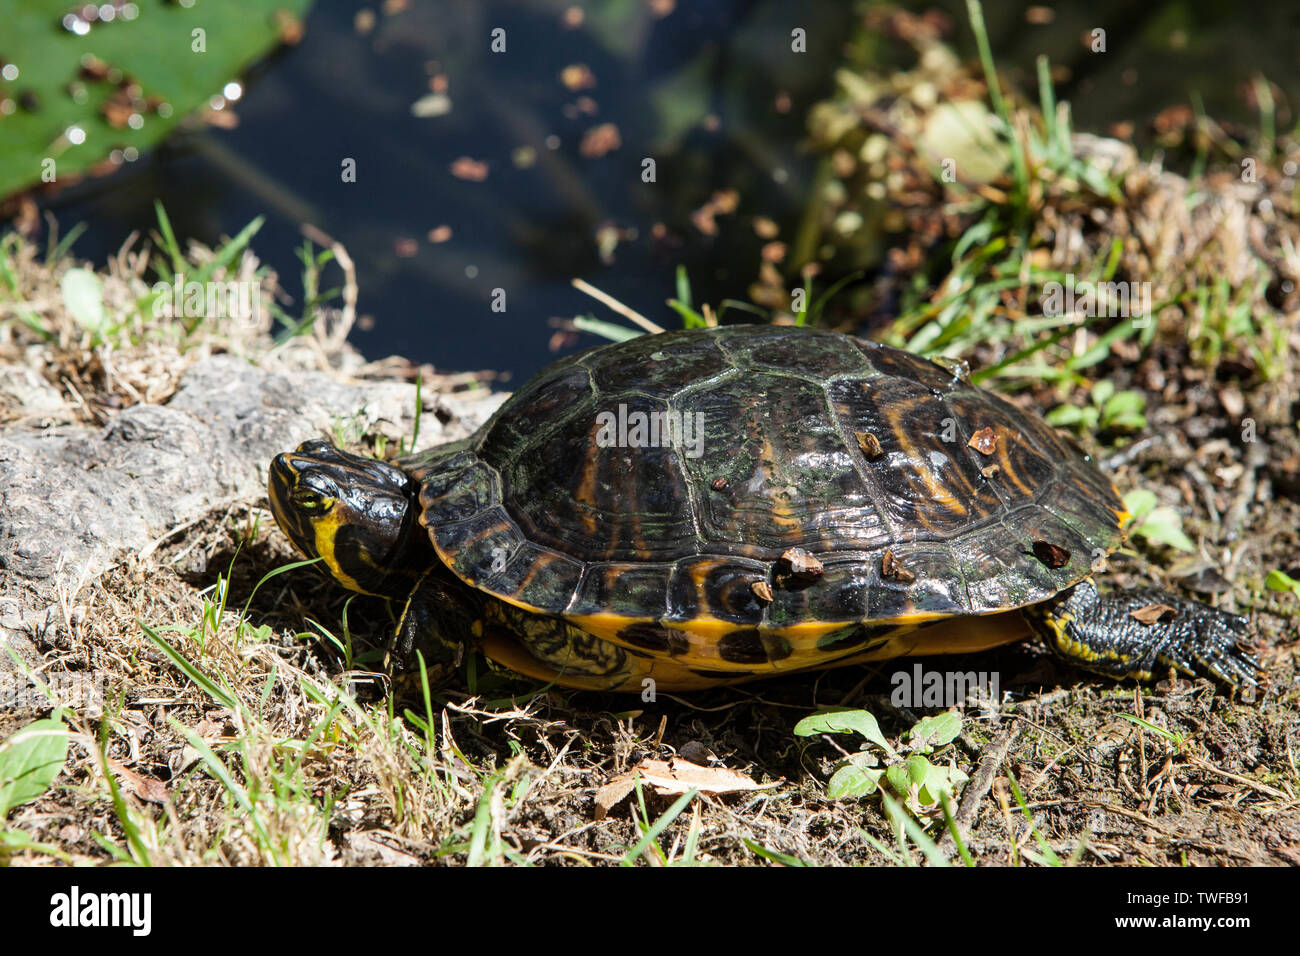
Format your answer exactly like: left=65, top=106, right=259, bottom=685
left=292, top=489, right=332, bottom=513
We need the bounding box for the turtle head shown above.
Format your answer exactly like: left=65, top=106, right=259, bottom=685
left=268, top=439, right=429, bottom=597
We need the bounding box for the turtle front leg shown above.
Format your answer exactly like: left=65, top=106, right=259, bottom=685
left=1026, top=578, right=1261, bottom=687
left=387, top=566, right=480, bottom=678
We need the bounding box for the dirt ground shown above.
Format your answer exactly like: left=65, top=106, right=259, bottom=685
left=9, top=493, right=1296, bottom=866
left=2, top=263, right=1296, bottom=866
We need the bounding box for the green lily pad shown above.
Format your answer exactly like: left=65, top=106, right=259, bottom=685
left=0, top=0, right=313, bottom=199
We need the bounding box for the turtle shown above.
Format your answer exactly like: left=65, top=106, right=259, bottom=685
left=267, top=324, right=1260, bottom=693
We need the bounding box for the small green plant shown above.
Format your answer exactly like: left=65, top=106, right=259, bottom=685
left=572, top=265, right=865, bottom=344
left=1045, top=380, right=1147, bottom=434
left=1117, top=713, right=1189, bottom=750
left=619, top=779, right=702, bottom=867
left=0, top=716, right=69, bottom=819
left=666, top=264, right=709, bottom=329
left=268, top=238, right=340, bottom=341
left=794, top=708, right=968, bottom=816
left=0, top=714, right=70, bottom=859
left=1264, top=569, right=1300, bottom=600
left=743, top=838, right=809, bottom=867
left=1122, top=489, right=1196, bottom=553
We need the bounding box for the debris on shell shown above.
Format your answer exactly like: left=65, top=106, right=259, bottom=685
left=968, top=427, right=998, bottom=455
left=881, top=548, right=915, bottom=583
left=980, top=464, right=1000, bottom=479
left=751, top=580, right=774, bottom=602
left=1032, top=540, right=1070, bottom=568
left=781, top=547, right=824, bottom=579
left=855, top=430, right=884, bottom=458
left=931, top=355, right=970, bottom=382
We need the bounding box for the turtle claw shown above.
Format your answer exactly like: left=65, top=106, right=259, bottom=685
left=1029, top=579, right=1263, bottom=689
left=1158, top=603, right=1261, bottom=688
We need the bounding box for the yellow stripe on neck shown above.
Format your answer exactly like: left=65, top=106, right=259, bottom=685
left=312, top=511, right=376, bottom=596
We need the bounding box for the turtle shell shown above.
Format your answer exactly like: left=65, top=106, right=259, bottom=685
left=407, top=325, right=1126, bottom=669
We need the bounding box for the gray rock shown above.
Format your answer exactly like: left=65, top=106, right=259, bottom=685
left=0, top=354, right=505, bottom=693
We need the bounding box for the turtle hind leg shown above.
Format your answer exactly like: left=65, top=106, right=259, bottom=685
left=1026, top=578, right=1261, bottom=687
left=478, top=601, right=648, bottom=691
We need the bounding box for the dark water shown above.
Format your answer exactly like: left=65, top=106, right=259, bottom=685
left=36, top=0, right=1300, bottom=382
left=40, top=0, right=851, bottom=382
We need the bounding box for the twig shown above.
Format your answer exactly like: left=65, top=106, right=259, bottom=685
left=937, top=722, right=1021, bottom=855
left=1100, top=434, right=1162, bottom=472
left=1186, top=755, right=1290, bottom=801
left=1222, top=441, right=1266, bottom=543
left=570, top=278, right=664, bottom=334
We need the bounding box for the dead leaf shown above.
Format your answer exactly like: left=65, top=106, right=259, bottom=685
left=690, top=189, right=739, bottom=236
left=639, top=758, right=776, bottom=795
left=560, top=63, right=596, bottom=91
left=579, top=123, right=621, bottom=158
left=450, top=157, right=489, bottom=181
left=595, top=758, right=779, bottom=818
left=594, top=775, right=638, bottom=820
left=274, top=9, right=305, bottom=45
left=109, top=760, right=167, bottom=804
left=100, top=96, right=136, bottom=129
left=1131, top=603, right=1177, bottom=625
